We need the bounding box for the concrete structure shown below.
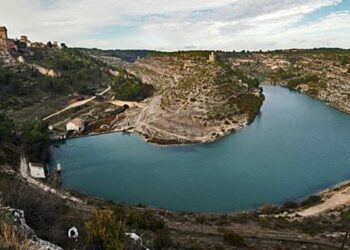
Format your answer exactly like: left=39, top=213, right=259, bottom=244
left=0, top=26, right=8, bottom=48
left=29, top=162, right=46, bottom=179
left=66, top=118, right=85, bottom=132
left=208, top=51, right=216, bottom=63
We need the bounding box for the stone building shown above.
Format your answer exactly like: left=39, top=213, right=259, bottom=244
left=0, top=26, right=8, bottom=48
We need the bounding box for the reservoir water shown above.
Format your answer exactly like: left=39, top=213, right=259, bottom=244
left=49, top=86, right=350, bottom=212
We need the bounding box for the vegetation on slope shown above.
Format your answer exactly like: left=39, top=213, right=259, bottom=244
left=22, top=119, right=49, bottom=162
left=112, top=70, right=154, bottom=101
left=0, top=113, right=18, bottom=166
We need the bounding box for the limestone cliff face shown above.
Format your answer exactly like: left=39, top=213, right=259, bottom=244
left=228, top=50, right=350, bottom=115
left=127, top=52, right=264, bottom=144
left=0, top=206, right=63, bottom=250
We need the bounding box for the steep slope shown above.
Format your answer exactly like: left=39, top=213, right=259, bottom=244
left=224, top=49, right=350, bottom=114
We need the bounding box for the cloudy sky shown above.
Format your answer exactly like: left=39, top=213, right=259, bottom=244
left=0, top=0, right=349, bottom=51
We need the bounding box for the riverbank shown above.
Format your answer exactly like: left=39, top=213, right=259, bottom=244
left=3, top=157, right=347, bottom=249
left=51, top=85, right=350, bottom=214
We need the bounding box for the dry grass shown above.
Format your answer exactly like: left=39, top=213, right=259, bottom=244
left=0, top=223, right=31, bottom=250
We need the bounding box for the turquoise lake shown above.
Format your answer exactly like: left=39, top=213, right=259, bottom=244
left=49, top=85, right=350, bottom=212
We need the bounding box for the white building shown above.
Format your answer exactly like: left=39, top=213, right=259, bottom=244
left=66, top=118, right=85, bottom=132
left=29, top=162, right=46, bottom=179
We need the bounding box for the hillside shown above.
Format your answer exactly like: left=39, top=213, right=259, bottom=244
left=122, top=51, right=264, bottom=143
left=1, top=47, right=350, bottom=249
left=0, top=47, right=114, bottom=124
left=221, top=49, right=350, bottom=114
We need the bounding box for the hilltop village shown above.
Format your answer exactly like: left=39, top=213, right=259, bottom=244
left=0, top=26, right=350, bottom=249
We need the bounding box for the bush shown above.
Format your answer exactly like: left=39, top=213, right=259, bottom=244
left=222, top=230, right=245, bottom=246
left=22, top=119, right=49, bottom=162
left=127, top=210, right=165, bottom=231
left=260, top=204, right=281, bottom=214
left=283, top=201, right=299, bottom=210
left=84, top=209, right=124, bottom=250
left=301, top=195, right=322, bottom=207
left=112, top=71, right=142, bottom=101
left=153, top=229, right=172, bottom=249
left=0, top=113, right=14, bottom=144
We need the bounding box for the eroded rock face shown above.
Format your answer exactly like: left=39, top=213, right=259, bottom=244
left=0, top=206, right=63, bottom=250
left=31, top=64, right=61, bottom=78
left=127, top=53, right=264, bottom=144
left=227, top=50, right=350, bottom=115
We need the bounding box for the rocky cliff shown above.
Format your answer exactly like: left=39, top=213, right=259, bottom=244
left=0, top=206, right=63, bottom=250
left=225, top=49, right=350, bottom=114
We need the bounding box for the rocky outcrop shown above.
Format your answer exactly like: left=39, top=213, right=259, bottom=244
left=31, top=64, right=61, bottom=77
left=0, top=49, right=15, bottom=65
left=0, top=206, right=63, bottom=250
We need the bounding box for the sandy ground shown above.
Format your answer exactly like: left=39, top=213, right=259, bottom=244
left=43, top=87, right=111, bottom=121
left=295, top=184, right=350, bottom=217
left=110, top=100, right=146, bottom=108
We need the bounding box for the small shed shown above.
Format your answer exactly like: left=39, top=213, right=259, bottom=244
left=66, top=118, right=85, bottom=132
left=29, top=162, right=46, bottom=179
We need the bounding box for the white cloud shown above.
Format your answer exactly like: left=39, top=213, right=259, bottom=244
left=0, top=0, right=348, bottom=50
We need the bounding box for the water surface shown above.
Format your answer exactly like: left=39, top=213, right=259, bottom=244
left=50, top=86, right=350, bottom=212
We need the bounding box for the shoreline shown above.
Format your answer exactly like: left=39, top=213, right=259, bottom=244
left=47, top=84, right=350, bottom=217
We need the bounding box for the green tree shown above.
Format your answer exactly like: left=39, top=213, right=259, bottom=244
left=15, top=40, right=27, bottom=49
left=84, top=209, right=124, bottom=250
left=60, top=43, right=68, bottom=49
left=22, top=119, right=49, bottom=162
left=47, top=41, right=53, bottom=48
left=112, top=72, right=141, bottom=101
left=0, top=113, right=14, bottom=144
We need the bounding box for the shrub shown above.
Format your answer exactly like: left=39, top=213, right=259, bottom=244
left=260, top=204, right=281, bottom=214
left=0, top=113, right=14, bottom=144
left=195, top=215, right=207, bottom=224
left=300, top=195, right=322, bottom=207
left=127, top=210, right=165, bottom=232
left=84, top=209, right=124, bottom=250
left=153, top=229, right=172, bottom=249
left=22, top=119, right=49, bottom=162
left=283, top=201, right=299, bottom=210
left=112, top=71, right=142, bottom=101
left=222, top=230, right=245, bottom=246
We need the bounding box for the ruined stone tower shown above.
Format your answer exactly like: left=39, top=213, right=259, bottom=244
left=0, top=26, right=8, bottom=48
left=208, top=51, right=215, bottom=63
